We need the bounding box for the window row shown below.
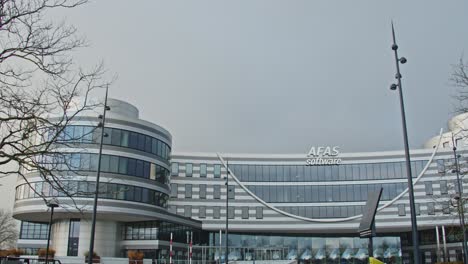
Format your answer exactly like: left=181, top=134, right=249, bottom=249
left=170, top=205, right=263, bottom=219
left=15, top=181, right=169, bottom=208
left=20, top=221, right=49, bottom=240
left=58, top=125, right=171, bottom=161
left=171, top=163, right=221, bottom=178
left=121, top=221, right=202, bottom=243
left=39, top=153, right=170, bottom=185
left=229, top=161, right=426, bottom=182
left=277, top=202, right=446, bottom=218
left=246, top=183, right=407, bottom=203
left=435, top=158, right=465, bottom=174
left=170, top=184, right=235, bottom=200
left=208, top=233, right=400, bottom=250
left=276, top=205, right=367, bottom=219
left=425, top=180, right=462, bottom=196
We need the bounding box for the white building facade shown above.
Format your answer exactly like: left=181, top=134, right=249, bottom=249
left=11, top=99, right=468, bottom=263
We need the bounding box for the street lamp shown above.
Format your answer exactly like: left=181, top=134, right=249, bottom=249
left=45, top=198, right=59, bottom=264
left=88, top=86, right=110, bottom=264
left=225, top=159, right=229, bottom=264
left=389, top=23, right=421, bottom=264
left=451, top=133, right=468, bottom=263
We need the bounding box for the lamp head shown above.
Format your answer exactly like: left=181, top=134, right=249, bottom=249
left=390, top=84, right=398, bottom=90
left=399, top=57, right=407, bottom=64
left=47, top=198, right=59, bottom=208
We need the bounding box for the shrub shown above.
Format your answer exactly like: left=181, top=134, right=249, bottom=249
left=0, top=250, right=9, bottom=257
left=84, top=251, right=101, bottom=263
left=127, top=250, right=144, bottom=260
left=0, top=249, right=24, bottom=257
left=84, top=251, right=99, bottom=258
left=37, top=248, right=55, bottom=257
left=10, top=249, right=24, bottom=257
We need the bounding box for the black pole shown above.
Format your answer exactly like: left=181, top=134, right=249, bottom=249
left=88, top=86, right=109, bottom=264
left=369, top=222, right=375, bottom=259
left=390, top=23, right=420, bottom=264
left=45, top=206, right=55, bottom=264
left=225, top=159, right=229, bottom=264
left=452, top=134, right=468, bottom=264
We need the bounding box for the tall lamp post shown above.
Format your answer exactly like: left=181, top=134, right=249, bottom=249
left=389, top=23, right=420, bottom=264
left=45, top=199, right=59, bottom=264
left=451, top=133, right=468, bottom=263
left=225, top=160, right=229, bottom=264
left=87, top=86, right=110, bottom=264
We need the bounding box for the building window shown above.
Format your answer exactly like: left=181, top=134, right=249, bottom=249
left=199, top=184, right=206, bottom=199
left=20, top=221, right=49, bottom=240
left=242, top=207, right=249, bottom=219
left=228, top=185, right=235, bottom=199
left=425, top=182, right=433, bottom=195
left=214, top=185, right=221, bottom=199
left=213, top=207, right=221, bottom=219
left=185, top=184, right=192, bottom=198
left=67, top=219, right=80, bottom=256
left=122, top=221, right=159, bottom=240
left=199, top=206, right=206, bottom=218
left=184, top=205, right=192, bottom=218
left=256, top=207, right=263, bottom=219
left=185, top=163, right=193, bottom=177
left=171, top=163, right=179, bottom=176
left=437, top=159, right=445, bottom=174
left=200, top=164, right=207, bottom=177
left=427, top=202, right=435, bottom=215
left=440, top=180, right=448, bottom=194
left=228, top=207, right=235, bottom=219
left=397, top=204, right=406, bottom=216
left=415, top=204, right=420, bottom=216
left=442, top=201, right=450, bottom=214
left=17, top=181, right=170, bottom=209
left=214, top=164, right=221, bottom=178
left=170, top=184, right=178, bottom=198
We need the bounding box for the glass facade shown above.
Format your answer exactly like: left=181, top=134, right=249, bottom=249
left=275, top=205, right=363, bottom=218
left=20, top=221, right=49, bottom=239
left=58, top=125, right=171, bottom=161
left=230, top=160, right=426, bottom=182
left=205, top=233, right=401, bottom=263
left=15, top=181, right=169, bottom=208
left=247, top=183, right=406, bottom=203
left=122, top=221, right=205, bottom=244
left=39, top=153, right=170, bottom=185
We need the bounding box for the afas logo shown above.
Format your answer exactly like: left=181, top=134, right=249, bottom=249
left=306, top=146, right=342, bottom=166
left=307, top=146, right=340, bottom=157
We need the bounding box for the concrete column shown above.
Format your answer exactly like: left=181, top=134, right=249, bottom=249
left=50, top=219, right=119, bottom=258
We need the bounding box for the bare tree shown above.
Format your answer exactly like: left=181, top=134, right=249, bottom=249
left=452, top=57, right=468, bottom=114
left=0, top=0, right=110, bottom=206
left=0, top=210, right=18, bottom=249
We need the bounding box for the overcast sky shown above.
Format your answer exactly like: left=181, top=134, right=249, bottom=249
left=57, top=0, right=468, bottom=154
